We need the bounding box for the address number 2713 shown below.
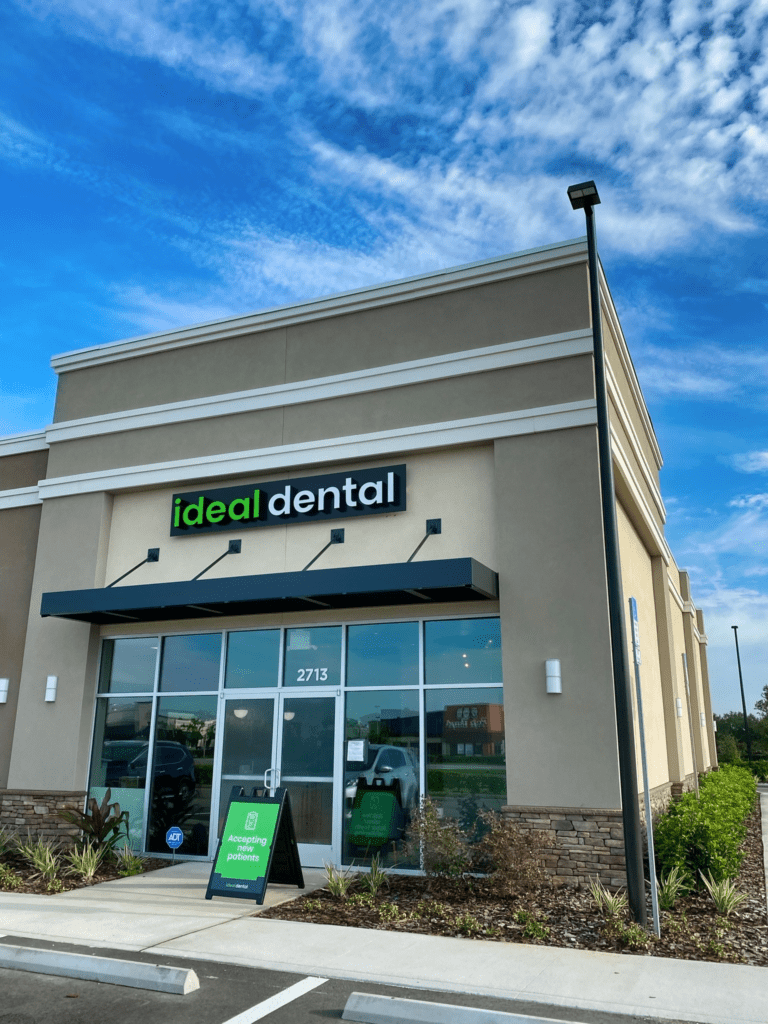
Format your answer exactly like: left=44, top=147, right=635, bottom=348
left=296, top=667, right=328, bottom=682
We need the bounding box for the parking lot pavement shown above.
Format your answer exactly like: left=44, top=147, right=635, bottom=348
left=0, top=937, right=698, bottom=1024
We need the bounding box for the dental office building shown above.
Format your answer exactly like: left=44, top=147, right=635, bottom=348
left=0, top=238, right=716, bottom=886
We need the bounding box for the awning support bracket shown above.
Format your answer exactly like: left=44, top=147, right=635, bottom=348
left=106, top=548, right=159, bottom=588
left=303, top=529, right=344, bottom=571
left=192, top=539, right=242, bottom=581
left=407, top=520, right=441, bottom=563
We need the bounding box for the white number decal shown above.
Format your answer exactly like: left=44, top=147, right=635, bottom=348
left=295, top=667, right=329, bottom=682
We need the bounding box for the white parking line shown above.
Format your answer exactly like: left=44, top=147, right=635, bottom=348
left=220, top=976, right=328, bottom=1024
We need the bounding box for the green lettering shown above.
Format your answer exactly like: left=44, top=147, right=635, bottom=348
left=228, top=497, right=250, bottom=521
left=182, top=496, right=205, bottom=526
left=206, top=500, right=226, bottom=524
left=173, top=498, right=182, bottom=528
left=253, top=489, right=260, bottom=518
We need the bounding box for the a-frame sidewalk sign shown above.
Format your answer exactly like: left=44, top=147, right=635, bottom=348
left=205, top=786, right=304, bottom=904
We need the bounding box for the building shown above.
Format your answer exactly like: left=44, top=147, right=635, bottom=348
left=0, top=238, right=716, bottom=884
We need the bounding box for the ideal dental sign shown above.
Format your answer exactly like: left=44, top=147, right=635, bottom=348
left=170, top=465, right=406, bottom=537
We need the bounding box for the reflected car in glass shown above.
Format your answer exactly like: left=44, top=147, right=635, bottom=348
left=126, top=741, right=197, bottom=800
left=344, top=744, right=418, bottom=809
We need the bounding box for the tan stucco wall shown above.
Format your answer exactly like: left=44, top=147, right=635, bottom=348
left=0, top=504, right=43, bottom=787
left=53, top=264, right=591, bottom=422
left=7, top=493, right=113, bottom=792
left=493, top=425, right=622, bottom=810
left=0, top=449, right=48, bottom=491
left=45, top=355, right=594, bottom=480
left=616, top=501, right=669, bottom=793
left=668, top=572, right=695, bottom=779
left=103, top=447, right=496, bottom=587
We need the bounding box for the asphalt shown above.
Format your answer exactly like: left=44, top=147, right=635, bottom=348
left=0, top=789, right=766, bottom=1024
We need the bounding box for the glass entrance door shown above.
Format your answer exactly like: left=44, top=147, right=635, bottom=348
left=218, top=691, right=340, bottom=867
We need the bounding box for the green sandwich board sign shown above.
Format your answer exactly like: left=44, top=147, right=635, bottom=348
left=205, top=787, right=304, bottom=904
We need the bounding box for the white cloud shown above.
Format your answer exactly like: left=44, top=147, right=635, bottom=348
left=732, top=452, right=768, bottom=473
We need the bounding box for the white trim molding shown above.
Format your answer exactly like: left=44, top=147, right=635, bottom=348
left=0, top=431, right=48, bottom=456
left=611, top=428, right=671, bottom=564
left=46, top=329, right=594, bottom=444
left=0, top=486, right=42, bottom=509
left=38, top=400, right=597, bottom=499
left=51, top=239, right=588, bottom=373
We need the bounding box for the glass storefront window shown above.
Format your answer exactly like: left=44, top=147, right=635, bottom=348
left=87, top=696, right=153, bottom=850
left=98, top=637, right=158, bottom=693
left=283, top=626, right=341, bottom=686
left=425, top=618, right=502, bottom=686
left=346, top=622, right=419, bottom=687
left=424, top=686, right=506, bottom=831
left=159, top=633, right=222, bottom=692
left=225, top=630, right=280, bottom=688
left=343, top=690, right=420, bottom=868
left=146, top=695, right=218, bottom=855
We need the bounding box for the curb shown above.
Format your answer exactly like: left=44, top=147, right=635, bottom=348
left=0, top=944, right=199, bottom=994
left=342, top=992, right=586, bottom=1024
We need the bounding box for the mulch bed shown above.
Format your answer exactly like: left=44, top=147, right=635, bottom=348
left=260, top=800, right=768, bottom=965
left=0, top=852, right=170, bottom=895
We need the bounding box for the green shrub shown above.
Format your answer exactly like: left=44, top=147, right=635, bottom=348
left=654, top=765, right=756, bottom=885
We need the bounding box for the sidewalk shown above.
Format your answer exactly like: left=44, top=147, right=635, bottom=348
left=1, top=790, right=767, bottom=1024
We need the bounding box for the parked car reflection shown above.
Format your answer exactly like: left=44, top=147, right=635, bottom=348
left=106, top=740, right=197, bottom=799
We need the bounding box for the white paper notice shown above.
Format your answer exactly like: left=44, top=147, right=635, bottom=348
left=347, top=740, right=365, bottom=762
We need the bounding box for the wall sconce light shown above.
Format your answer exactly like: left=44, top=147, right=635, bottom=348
left=675, top=698, right=683, bottom=718
left=283, top=711, right=295, bottom=721
left=545, top=659, right=562, bottom=694
left=700, top=712, right=706, bottom=728
left=712, top=717, right=717, bottom=732
left=0, top=679, right=9, bottom=704
left=233, top=709, right=248, bottom=719
left=45, top=676, right=58, bottom=702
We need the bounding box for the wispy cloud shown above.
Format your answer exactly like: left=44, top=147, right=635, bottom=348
left=732, top=452, right=768, bottom=473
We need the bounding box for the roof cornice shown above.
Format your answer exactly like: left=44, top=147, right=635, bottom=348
left=50, top=238, right=587, bottom=373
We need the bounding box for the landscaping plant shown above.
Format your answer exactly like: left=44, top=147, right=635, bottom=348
left=360, top=853, right=389, bottom=896
left=64, top=841, right=104, bottom=882
left=699, top=871, right=749, bottom=917
left=470, top=810, right=551, bottom=894
left=14, top=836, right=62, bottom=882
left=58, top=789, right=131, bottom=855
left=657, top=865, right=689, bottom=911
left=403, top=798, right=471, bottom=878
left=654, top=764, right=756, bottom=885
left=323, top=861, right=357, bottom=897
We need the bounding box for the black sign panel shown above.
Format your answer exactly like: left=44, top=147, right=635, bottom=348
left=171, top=464, right=406, bottom=537
left=205, top=787, right=304, bottom=904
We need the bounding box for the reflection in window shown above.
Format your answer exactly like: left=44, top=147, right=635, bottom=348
left=87, top=697, right=152, bottom=851
left=343, top=690, right=420, bottom=868
left=346, top=622, right=419, bottom=687
left=283, top=626, right=341, bottom=686
left=146, top=695, right=217, bottom=855
left=424, top=686, right=506, bottom=832
left=425, top=618, right=502, bottom=686
left=159, top=634, right=222, bottom=692
left=225, top=630, right=280, bottom=688
left=99, top=637, right=158, bottom=693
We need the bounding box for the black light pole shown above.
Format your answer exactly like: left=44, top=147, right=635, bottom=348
left=567, top=180, right=647, bottom=927
left=732, top=625, right=752, bottom=760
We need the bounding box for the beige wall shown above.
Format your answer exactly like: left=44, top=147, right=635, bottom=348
left=104, top=447, right=497, bottom=586
left=45, top=355, right=594, bottom=480
left=7, top=493, right=113, bottom=792
left=668, top=570, right=695, bottom=779
left=616, top=501, right=669, bottom=793
left=0, top=504, right=43, bottom=787
left=0, top=449, right=48, bottom=491
left=53, top=264, right=591, bottom=422
left=494, top=426, right=622, bottom=810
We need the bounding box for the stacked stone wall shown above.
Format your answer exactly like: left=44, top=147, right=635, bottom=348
left=501, top=805, right=626, bottom=888
left=0, top=790, right=84, bottom=844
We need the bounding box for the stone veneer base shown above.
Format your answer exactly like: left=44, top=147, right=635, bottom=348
left=501, top=804, right=627, bottom=888
left=0, top=790, right=85, bottom=843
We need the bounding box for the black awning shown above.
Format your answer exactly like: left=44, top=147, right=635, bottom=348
left=41, top=558, right=498, bottom=624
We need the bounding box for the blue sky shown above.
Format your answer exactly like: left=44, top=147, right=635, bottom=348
left=1, top=0, right=767, bottom=714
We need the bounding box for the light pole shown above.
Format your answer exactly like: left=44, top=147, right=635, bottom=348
left=567, top=180, right=647, bottom=927
left=731, top=625, right=752, bottom=760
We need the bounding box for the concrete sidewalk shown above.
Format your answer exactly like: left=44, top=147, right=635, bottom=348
left=1, top=857, right=766, bottom=1024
